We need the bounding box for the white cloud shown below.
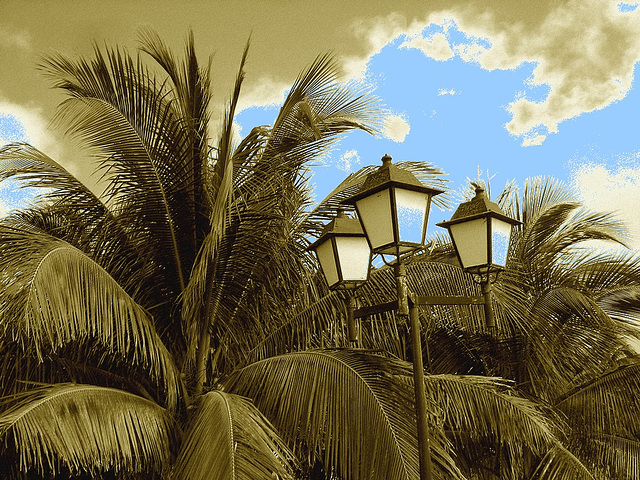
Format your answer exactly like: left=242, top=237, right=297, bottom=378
left=0, top=99, right=60, bottom=158
left=521, top=134, right=547, bottom=147
left=340, top=1, right=640, bottom=146
left=382, top=113, right=410, bottom=142
left=236, top=77, right=289, bottom=113
left=336, top=149, right=361, bottom=172
left=437, top=88, right=459, bottom=96
left=571, top=160, right=640, bottom=251
left=400, top=32, right=454, bottom=61
left=341, top=12, right=449, bottom=80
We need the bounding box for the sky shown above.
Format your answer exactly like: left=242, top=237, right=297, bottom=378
left=1, top=0, right=640, bottom=251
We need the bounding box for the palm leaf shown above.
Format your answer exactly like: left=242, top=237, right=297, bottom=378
left=203, top=54, right=384, bottom=378
left=0, top=226, right=181, bottom=409
left=172, top=390, right=295, bottom=480
left=0, top=383, right=177, bottom=477
left=425, top=375, right=557, bottom=478
left=181, top=40, right=249, bottom=370
left=0, top=143, right=168, bottom=314
left=138, top=28, right=213, bottom=248
left=529, top=444, right=594, bottom=480
left=223, top=349, right=463, bottom=480
left=583, top=434, right=640, bottom=479
left=42, top=43, right=198, bottom=295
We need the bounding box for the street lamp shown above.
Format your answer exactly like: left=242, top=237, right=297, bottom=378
left=437, top=184, right=522, bottom=327
left=437, top=184, right=519, bottom=276
left=310, top=155, right=520, bottom=480
left=309, top=208, right=371, bottom=291
left=344, top=154, right=444, bottom=256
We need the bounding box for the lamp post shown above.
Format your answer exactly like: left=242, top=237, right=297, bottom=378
left=436, top=184, right=522, bottom=327
left=309, top=155, right=520, bottom=480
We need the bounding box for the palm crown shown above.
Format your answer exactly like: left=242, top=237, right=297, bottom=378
left=1, top=31, right=640, bottom=480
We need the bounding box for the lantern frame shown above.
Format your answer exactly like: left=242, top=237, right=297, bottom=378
left=309, top=209, right=372, bottom=290
left=343, top=154, right=444, bottom=257
left=437, top=185, right=522, bottom=275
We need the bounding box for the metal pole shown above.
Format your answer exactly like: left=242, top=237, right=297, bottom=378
left=395, top=262, right=432, bottom=480
left=481, top=280, right=494, bottom=328
left=347, top=294, right=358, bottom=344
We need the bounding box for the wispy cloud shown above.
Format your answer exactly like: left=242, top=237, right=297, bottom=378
left=336, top=149, right=361, bottom=172
left=437, top=88, right=459, bottom=96
left=382, top=113, right=410, bottom=142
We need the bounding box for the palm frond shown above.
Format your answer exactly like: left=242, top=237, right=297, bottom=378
left=42, top=43, right=198, bottom=296
left=139, top=27, right=214, bottom=262
left=530, top=444, right=594, bottom=480
left=181, top=40, right=249, bottom=368
left=223, top=349, right=463, bottom=480
left=0, top=383, right=177, bottom=477
left=555, top=363, right=640, bottom=437
left=582, top=434, right=640, bottom=479
left=0, top=143, right=168, bottom=314
left=172, top=390, right=295, bottom=480
left=426, top=374, right=557, bottom=478
left=202, top=54, right=384, bottom=378
left=0, top=226, right=181, bottom=409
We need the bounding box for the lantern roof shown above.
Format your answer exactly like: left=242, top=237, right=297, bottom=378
left=437, top=185, right=522, bottom=228
left=343, top=154, right=444, bottom=205
left=309, top=209, right=365, bottom=250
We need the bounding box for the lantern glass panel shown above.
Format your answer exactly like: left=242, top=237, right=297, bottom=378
left=491, top=217, right=512, bottom=267
left=449, top=217, right=488, bottom=270
left=395, top=188, right=429, bottom=245
left=315, top=239, right=339, bottom=287
left=335, top=236, right=370, bottom=281
left=355, top=188, right=394, bottom=251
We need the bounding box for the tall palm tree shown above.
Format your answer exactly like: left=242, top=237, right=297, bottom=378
left=390, top=177, right=640, bottom=479
left=0, top=32, right=602, bottom=479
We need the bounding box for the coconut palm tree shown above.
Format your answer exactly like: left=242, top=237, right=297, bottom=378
left=377, top=177, right=640, bottom=479
left=0, top=31, right=609, bottom=480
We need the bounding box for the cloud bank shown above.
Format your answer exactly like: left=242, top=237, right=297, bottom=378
left=571, top=157, right=640, bottom=251
left=342, top=1, right=640, bottom=146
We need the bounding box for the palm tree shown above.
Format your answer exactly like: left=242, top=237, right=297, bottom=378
left=391, top=177, right=640, bottom=479
left=0, top=31, right=613, bottom=479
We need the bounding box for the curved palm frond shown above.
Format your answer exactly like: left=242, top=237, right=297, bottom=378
left=425, top=374, right=558, bottom=478
left=0, top=143, right=169, bottom=314
left=0, top=226, right=181, bottom=409
left=530, top=444, right=594, bottom=480
left=0, top=383, right=177, bottom=477
left=555, top=363, right=640, bottom=437
left=204, top=54, right=385, bottom=379
left=223, top=349, right=464, bottom=480
left=583, top=434, right=640, bottom=480
left=172, top=390, right=295, bottom=480
left=42, top=43, right=198, bottom=297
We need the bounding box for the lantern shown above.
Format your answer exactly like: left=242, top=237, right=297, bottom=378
left=344, top=154, right=444, bottom=256
left=437, top=185, right=521, bottom=275
left=309, top=209, right=371, bottom=290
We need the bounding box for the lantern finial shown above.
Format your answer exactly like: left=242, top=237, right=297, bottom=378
left=381, top=154, right=392, bottom=167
